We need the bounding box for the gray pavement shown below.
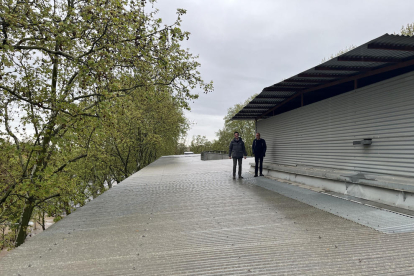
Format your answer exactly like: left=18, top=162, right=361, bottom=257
left=1, top=155, right=414, bottom=275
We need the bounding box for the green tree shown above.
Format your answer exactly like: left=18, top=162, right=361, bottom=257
left=400, top=23, right=414, bottom=36
left=85, top=86, right=189, bottom=186
left=0, top=0, right=212, bottom=247
left=175, top=141, right=189, bottom=155
left=189, top=135, right=213, bottom=153
left=212, top=95, right=257, bottom=156
left=0, top=139, right=24, bottom=248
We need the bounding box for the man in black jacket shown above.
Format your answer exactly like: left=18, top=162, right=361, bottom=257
left=229, top=132, right=247, bottom=179
left=252, top=132, right=267, bottom=177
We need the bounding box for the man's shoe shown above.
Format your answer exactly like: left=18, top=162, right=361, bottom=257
left=239, top=176, right=244, bottom=179
left=233, top=175, right=236, bottom=179
left=254, top=175, right=258, bottom=177
left=260, top=174, right=264, bottom=176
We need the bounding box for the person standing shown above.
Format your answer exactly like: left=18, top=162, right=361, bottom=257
left=229, top=132, right=247, bottom=179
left=252, top=132, right=267, bottom=177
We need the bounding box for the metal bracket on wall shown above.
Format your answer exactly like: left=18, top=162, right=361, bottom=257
left=353, top=139, right=372, bottom=145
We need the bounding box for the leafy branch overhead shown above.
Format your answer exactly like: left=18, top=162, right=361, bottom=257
left=1, top=0, right=212, bottom=114
left=0, top=0, right=212, bottom=248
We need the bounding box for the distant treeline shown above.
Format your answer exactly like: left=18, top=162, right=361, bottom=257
left=189, top=94, right=257, bottom=157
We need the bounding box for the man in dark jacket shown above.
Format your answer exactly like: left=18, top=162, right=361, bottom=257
left=252, top=132, right=267, bottom=177
left=229, top=131, right=247, bottom=179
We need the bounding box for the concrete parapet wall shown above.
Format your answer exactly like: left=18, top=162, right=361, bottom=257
left=201, top=152, right=228, bottom=161
left=250, top=162, right=414, bottom=211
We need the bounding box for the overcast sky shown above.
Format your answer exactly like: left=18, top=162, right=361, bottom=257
left=154, top=0, right=414, bottom=143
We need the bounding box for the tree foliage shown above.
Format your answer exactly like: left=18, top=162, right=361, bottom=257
left=189, top=135, right=212, bottom=154
left=321, top=45, right=357, bottom=63
left=0, top=0, right=211, bottom=248
left=80, top=86, right=189, bottom=194
left=400, top=23, right=414, bottom=36
left=189, top=95, right=257, bottom=156
left=212, top=95, right=257, bottom=156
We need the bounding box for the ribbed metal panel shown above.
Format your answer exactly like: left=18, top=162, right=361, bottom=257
left=258, top=71, right=414, bottom=178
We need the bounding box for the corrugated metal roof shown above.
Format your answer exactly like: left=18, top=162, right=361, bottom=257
left=5, top=156, right=414, bottom=275
left=233, top=34, right=414, bottom=120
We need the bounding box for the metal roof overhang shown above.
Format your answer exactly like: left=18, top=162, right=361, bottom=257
left=232, top=34, right=414, bottom=120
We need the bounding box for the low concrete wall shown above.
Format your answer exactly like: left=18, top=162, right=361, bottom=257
left=250, top=162, right=414, bottom=211
left=201, top=152, right=228, bottom=161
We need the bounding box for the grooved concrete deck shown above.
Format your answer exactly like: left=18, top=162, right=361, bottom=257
left=2, top=155, right=414, bottom=275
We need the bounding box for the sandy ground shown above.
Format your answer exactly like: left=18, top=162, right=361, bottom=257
left=0, top=216, right=55, bottom=260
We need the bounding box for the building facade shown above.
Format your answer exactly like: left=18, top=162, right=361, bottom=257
left=233, top=34, right=414, bottom=210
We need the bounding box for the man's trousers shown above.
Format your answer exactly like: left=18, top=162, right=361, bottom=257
left=233, top=157, right=242, bottom=177
left=255, top=155, right=264, bottom=176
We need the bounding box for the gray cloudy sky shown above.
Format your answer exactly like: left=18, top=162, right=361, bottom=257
left=155, top=0, right=414, bottom=143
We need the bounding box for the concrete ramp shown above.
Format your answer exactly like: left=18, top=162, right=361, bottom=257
left=2, top=155, right=414, bottom=275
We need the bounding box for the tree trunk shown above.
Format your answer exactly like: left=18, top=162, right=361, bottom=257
left=64, top=201, right=71, bottom=216
left=42, top=211, right=46, bottom=230
left=91, top=180, right=99, bottom=199
left=36, top=210, right=46, bottom=230
left=107, top=177, right=112, bottom=189
left=1, top=226, right=5, bottom=250
left=15, top=200, right=35, bottom=247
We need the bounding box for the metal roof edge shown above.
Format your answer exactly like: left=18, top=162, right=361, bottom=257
left=232, top=33, right=414, bottom=121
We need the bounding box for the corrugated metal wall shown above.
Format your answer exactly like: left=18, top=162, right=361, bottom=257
left=258, top=71, right=414, bottom=178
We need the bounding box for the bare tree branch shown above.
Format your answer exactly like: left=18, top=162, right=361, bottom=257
left=61, top=71, right=79, bottom=98
left=9, top=193, right=30, bottom=201
left=35, top=193, right=61, bottom=206
left=72, top=93, right=103, bottom=101
left=53, top=154, right=87, bottom=174
left=77, top=23, right=110, bottom=59
left=0, top=182, right=17, bottom=206
left=0, top=85, right=55, bottom=112
left=3, top=45, right=75, bottom=60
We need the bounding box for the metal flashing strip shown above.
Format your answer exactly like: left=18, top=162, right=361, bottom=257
left=252, top=176, right=414, bottom=234
left=319, top=192, right=414, bottom=219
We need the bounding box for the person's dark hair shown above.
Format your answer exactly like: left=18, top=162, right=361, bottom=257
left=234, top=131, right=239, bottom=135
left=256, top=132, right=260, bottom=136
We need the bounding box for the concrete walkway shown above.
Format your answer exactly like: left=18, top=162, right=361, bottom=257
left=1, top=155, right=414, bottom=275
